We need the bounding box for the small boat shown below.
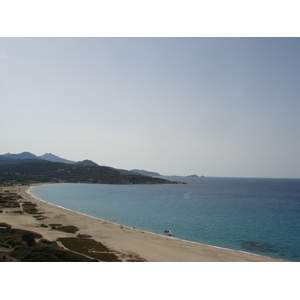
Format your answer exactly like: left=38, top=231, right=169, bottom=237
left=164, top=229, right=173, bottom=236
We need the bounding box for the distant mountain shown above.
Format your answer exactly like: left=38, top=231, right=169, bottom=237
left=0, top=152, right=175, bottom=184
left=4, top=152, right=39, bottom=160
left=10, top=158, right=47, bottom=164
left=39, top=154, right=98, bottom=166
left=0, top=156, right=48, bottom=165
left=39, top=153, right=75, bottom=164
left=1, top=152, right=98, bottom=166
left=74, top=160, right=98, bottom=166
left=108, top=167, right=140, bottom=175
left=0, top=155, right=15, bottom=161
left=130, top=169, right=161, bottom=177
left=0, top=152, right=45, bottom=165
left=0, top=155, right=20, bottom=165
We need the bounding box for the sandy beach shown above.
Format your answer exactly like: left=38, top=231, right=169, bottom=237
left=0, top=184, right=284, bottom=262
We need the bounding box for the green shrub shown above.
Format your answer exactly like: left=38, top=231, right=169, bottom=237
left=22, top=202, right=38, bottom=214
left=57, top=237, right=121, bottom=261
left=50, top=224, right=79, bottom=233
left=22, top=232, right=36, bottom=247
left=11, top=245, right=94, bottom=262
left=0, top=222, right=11, bottom=229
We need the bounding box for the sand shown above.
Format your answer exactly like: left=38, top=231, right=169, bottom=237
left=0, top=184, right=285, bottom=262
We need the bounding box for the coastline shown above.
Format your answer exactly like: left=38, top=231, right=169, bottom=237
left=2, top=183, right=285, bottom=262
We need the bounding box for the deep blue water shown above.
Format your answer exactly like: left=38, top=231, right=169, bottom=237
left=30, top=177, right=300, bottom=261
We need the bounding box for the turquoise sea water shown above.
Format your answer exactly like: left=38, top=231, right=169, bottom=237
left=30, top=177, right=300, bottom=261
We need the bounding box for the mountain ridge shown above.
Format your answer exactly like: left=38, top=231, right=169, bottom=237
left=4, top=152, right=39, bottom=160
left=0, top=152, right=162, bottom=177
left=1, top=152, right=98, bottom=167
left=0, top=160, right=181, bottom=185
left=38, top=153, right=76, bottom=164
left=130, top=169, right=161, bottom=177
left=0, top=152, right=181, bottom=185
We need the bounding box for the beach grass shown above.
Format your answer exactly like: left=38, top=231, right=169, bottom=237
left=0, top=223, right=96, bottom=262
left=57, top=237, right=121, bottom=261
left=50, top=224, right=79, bottom=233
left=10, top=243, right=95, bottom=262
left=0, top=190, right=21, bottom=210
left=22, top=201, right=39, bottom=214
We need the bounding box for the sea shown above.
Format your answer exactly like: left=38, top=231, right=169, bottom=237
left=29, top=176, right=300, bottom=261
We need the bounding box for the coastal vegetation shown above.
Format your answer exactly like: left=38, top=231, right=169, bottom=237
left=0, top=224, right=41, bottom=249
left=0, top=225, right=81, bottom=262
left=57, top=237, right=121, bottom=261
left=0, top=184, right=143, bottom=262
left=10, top=243, right=95, bottom=262
left=0, top=189, right=22, bottom=212
left=50, top=224, right=79, bottom=233
left=0, top=220, right=121, bottom=262
left=22, top=201, right=39, bottom=214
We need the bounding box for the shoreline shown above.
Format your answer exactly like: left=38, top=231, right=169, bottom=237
left=2, top=183, right=285, bottom=262
left=29, top=185, right=268, bottom=258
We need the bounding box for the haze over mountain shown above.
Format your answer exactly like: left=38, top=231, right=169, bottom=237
left=130, top=169, right=161, bottom=177
left=74, top=160, right=99, bottom=166
left=0, top=152, right=182, bottom=185
left=38, top=153, right=75, bottom=164
left=1, top=152, right=97, bottom=167
left=0, top=152, right=160, bottom=176
left=3, top=152, right=39, bottom=160
left=1, top=152, right=47, bottom=165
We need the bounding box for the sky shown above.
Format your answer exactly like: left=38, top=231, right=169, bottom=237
left=1, top=37, right=300, bottom=178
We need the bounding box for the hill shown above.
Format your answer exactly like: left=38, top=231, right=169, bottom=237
left=0, top=152, right=99, bottom=167
left=38, top=153, right=75, bottom=164
left=0, top=152, right=184, bottom=184
left=131, top=169, right=161, bottom=177
left=74, top=160, right=99, bottom=166
left=0, top=161, right=179, bottom=185
left=0, top=155, right=48, bottom=165
left=3, top=152, right=39, bottom=160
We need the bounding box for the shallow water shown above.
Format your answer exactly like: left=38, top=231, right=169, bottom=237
left=30, top=176, right=300, bottom=261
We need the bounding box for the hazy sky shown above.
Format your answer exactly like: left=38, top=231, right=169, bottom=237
left=1, top=37, right=300, bottom=178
